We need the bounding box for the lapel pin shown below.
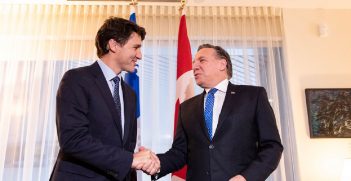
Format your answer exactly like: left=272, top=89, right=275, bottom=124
left=231, top=91, right=236, bottom=94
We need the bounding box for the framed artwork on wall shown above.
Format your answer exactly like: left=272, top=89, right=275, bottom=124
left=305, top=88, right=351, bottom=138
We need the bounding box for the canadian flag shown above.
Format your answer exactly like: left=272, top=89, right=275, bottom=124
left=172, top=8, right=194, bottom=181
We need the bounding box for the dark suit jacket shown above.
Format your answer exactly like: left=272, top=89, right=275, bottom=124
left=50, top=62, right=137, bottom=181
left=156, top=83, right=283, bottom=181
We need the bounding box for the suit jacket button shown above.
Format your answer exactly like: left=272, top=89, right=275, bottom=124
left=209, top=144, right=214, bottom=149
left=206, top=171, right=210, bottom=175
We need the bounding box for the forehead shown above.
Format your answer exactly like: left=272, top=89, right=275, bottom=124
left=195, top=48, right=216, bottom=59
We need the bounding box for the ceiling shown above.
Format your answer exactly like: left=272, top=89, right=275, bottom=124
left=67, top=0, right=179, bottom=2
left=4, top=0, right=351, bottom=9
left=69, top=0, right=351, bottom=9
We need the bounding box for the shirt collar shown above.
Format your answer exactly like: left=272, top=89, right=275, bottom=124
left=205, top=79, right=229, bottom=94
left=97, top=59, right=121, bottom=81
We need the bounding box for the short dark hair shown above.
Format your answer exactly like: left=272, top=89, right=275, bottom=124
left=198, top=44, right=232, bottom=79
left=95, top=16, right=146, bottom=58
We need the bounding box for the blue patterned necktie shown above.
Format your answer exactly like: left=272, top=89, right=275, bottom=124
left=112, top=76, right=121, bottom=124
left=204, top=88, right=217, bottom=140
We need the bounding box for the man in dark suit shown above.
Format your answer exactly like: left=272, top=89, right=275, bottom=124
left=153, top=44, right=283, bottom=181
left=50, top=17, right=160, bottom=181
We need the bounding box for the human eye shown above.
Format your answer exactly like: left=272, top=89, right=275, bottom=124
left=134, top=45, right=141, bottom=50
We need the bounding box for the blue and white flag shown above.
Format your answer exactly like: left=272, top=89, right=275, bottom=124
left=125, top=5, right=141, bottom=145
left=129, top=6, right=136, bottom=23
left=125, top=5, right=140, bottom=119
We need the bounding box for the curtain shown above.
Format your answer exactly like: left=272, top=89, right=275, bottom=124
left=0, top=3, right=295, bottom=181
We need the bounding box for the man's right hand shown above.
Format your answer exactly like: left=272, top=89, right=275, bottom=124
left=131, top=146, right=160, bottom=175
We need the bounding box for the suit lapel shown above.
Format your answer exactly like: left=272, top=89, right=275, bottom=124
left=215, top=83, right=239, bottom=137
left=89, top=62, right=123, bottom=141
left=121, top=79, right=132, bottom=145
left=197, top=91, right=212, bottom=142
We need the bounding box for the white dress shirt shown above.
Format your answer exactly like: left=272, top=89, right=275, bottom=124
left=204, top=79, right=229, bottom=138
left=97, top=60, right=125, bottom=137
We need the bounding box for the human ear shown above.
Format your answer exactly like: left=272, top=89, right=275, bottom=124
left=107, top=39, right=121, bottom=53
left=218, top=59, right=227, bottom=71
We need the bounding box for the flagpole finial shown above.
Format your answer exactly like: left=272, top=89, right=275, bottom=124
left=130, top=0, right=138, bottom=6
left=179, top=0, right=186, bottom=10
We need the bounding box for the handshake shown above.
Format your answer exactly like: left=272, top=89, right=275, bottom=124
left=131, top=146, right=160, bottom=175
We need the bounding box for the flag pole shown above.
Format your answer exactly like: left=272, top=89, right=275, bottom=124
left=179, top=0, right=186, bottom=14
left=130, top=0, right=137, bottom=16
left=126, top=0, right=139, bottom=148
left=127, top=1, right=141, bottom=180
left=172, top=0, right=194, bottom=180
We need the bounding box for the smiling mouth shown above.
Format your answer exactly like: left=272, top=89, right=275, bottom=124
left=194, top=74, right=201, bottom=80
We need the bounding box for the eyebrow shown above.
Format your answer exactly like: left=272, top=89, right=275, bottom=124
left=197, top=56, right=206, bottom=60
left=133, top=44, right=142, bottom=48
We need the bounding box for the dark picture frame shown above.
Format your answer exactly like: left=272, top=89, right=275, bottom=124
left=305, top=88, right=351, bottom=138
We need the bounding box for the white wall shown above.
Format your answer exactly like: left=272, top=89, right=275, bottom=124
left=283, top=9, right=351, bottom=181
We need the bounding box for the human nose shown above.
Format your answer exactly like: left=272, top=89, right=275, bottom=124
left=136, top=49, right=142, bottom=60
left=192, top=60, right=199, bottom=70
